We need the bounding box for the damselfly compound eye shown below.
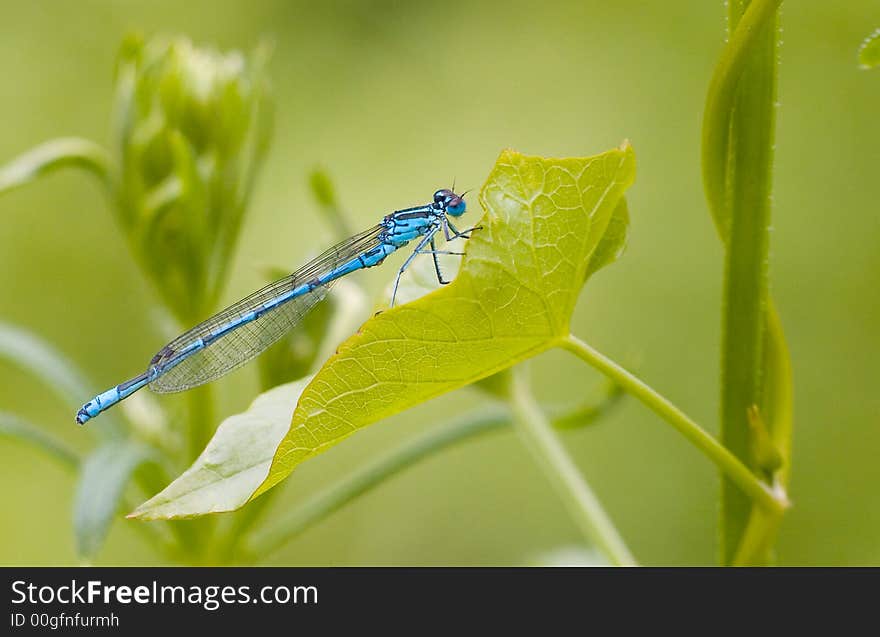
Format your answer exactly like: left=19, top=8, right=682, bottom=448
left=446, top=196, right=466, bottom=216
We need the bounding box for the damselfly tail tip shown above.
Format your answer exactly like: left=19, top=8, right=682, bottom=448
left=75, top=407, right=91, bottom=426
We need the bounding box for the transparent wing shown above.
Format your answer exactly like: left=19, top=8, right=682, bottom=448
left=149, top=224, right=386, bottom=393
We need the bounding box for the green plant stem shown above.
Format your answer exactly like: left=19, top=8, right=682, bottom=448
left=213, top=487, right=280, bottom=563
left=720, top=0, right=779, bottom=564
left=182, top=384, right=217, bottom=561
left=559, top=334, right=786, bottom=515
left=507, top=366, right=636, bottom=566
left=247, top=386, right=625, bottom=561
left=187, top=384, right=215, bottom=461
left=730, top=301, right=792, bottom=564
left=248, top=408, right=509, bottom=560
left=702, top=0, right=786, bottom=563
left=731, top=486, right=784, bottom=565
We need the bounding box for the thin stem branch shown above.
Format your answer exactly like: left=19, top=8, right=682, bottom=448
left=559, top=334, right=787, bottom=515
left=246, top=385, right=626, bottom=562
left=248, top=408, right=509, bottom=560
left=507, top=366, right=636, bottom=566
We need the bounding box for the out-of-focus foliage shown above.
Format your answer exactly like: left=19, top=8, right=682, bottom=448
left=0, top=1, right=878, bottom=566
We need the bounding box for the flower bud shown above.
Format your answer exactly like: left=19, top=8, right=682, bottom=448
left=113, top=34, right=274, bottom=323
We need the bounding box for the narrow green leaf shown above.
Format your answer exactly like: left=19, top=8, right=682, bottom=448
left=0, top=322, right=122, bottom=436
left=0, top=411, right=80, bottom=468
left=308, top=168, right=352, bottom=239
left=858, top=28, right=880, bottom=69
left=760, top=300, right=793, bottom=482
left=129, top=379, right=310, bottom=520
left=0, top=137, right=113, bottom=196
left=702, top=0, right=784, bottom=239
left=73, top=440, right=156, bottom=558
left=255, top=144, right=636, bottom=498
left=0, top=323, right=89, bottom=405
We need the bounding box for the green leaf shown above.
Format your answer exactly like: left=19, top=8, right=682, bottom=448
left=73, top=440, right=156, bottom=559
left=0, top=411, right=80, bottom=468
left=129, top=378, right=310, bottom=520
left=0, top=322, right=122, bottom=437
left=254, top=144, right=636, bottom=498
left=859, top=28, right=880, bottom=69
left=0, top=137, right=113, bottom=196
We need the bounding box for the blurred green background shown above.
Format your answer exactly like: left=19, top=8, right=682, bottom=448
left=0, top=1, right=877, bottom=565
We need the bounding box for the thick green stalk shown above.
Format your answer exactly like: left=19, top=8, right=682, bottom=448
left=704, top=0, right=782, bottom=563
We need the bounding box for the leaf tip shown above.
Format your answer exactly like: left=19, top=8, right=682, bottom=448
left=125, top=506, right=146, bottom=520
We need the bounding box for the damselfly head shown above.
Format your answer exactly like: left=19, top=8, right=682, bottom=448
left=434, top=188, right=467, bottom=217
